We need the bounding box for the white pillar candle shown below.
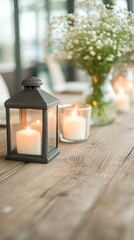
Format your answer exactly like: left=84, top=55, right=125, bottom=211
left=115, top=88, right=130, bottom=112
left=63, top=110, right=86, bottom=140
left=30, top=120, right=42, bottom=133
left=16, top=127, right=41, bottom=155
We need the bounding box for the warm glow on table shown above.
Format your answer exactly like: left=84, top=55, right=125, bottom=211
left=16, top=127, right=41, bottom=155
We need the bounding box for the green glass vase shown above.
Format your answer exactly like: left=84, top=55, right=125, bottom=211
left=84, top=74, right=116, bottom=126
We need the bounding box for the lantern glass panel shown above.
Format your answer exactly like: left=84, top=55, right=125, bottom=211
left=26, top=109, right=42, bottom=134
left=10, top=108, right=42, bottom=155
left=10, top=108, right=20, bottom=153
left=48, top=106, right=57, bottom=152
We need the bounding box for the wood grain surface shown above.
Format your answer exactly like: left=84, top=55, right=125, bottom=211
left=0, top=99, right=134, bottom=240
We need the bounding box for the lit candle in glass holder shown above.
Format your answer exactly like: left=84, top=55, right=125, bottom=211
left=59, top=104, right=92, bottom=143
left=115, top=88, right=130, bottom=113
left=128, top=82, right=134, bottom=103
left=63, top=108, right=86, bottom=140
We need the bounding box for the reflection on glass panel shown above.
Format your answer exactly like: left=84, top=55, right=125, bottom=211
left=26, top=109, right=42, bottom=135
left=0, top=0, right=15, bottom=66
left=48, top=106, right=56, bottom=152
left=10, top=109, right=20, bottom=153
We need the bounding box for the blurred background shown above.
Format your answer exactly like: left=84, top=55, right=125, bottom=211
left=0, top=0, right=134, bottom=96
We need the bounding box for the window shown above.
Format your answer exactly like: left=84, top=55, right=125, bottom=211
left=0, top=0, right=15, bottom=71
left=19, top=0, right=48, bottom=66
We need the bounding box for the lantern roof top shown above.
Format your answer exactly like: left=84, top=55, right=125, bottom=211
left=5, top=76, right=59, bottom=109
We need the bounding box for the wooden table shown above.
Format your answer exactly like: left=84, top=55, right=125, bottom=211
left=0, top=99, right=134, bottom=240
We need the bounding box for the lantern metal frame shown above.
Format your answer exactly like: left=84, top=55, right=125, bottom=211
left=4, top=76, right=60, bottom=163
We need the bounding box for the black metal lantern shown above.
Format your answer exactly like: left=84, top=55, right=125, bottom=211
left=4, top=76, right=60, bottom=163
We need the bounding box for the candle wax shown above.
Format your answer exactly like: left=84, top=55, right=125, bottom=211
left=16, top=127, right=41, bottom=155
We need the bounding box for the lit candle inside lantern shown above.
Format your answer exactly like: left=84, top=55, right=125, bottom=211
left=115, top=88, right=130, bottom=112
left=128, top=82, right=134, bottom=103
left=30, top=119, right=42, bottom=133
left=62, top=108, right=86, bottom=140
left=16, top=127, right=41, bottom=155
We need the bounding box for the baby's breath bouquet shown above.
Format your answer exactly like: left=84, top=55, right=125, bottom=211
left=47, top=0, right=134, bottom=125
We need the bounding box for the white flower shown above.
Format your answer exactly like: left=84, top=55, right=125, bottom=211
left=67, top=13, right=75, bottom=20
left=97, top=56, right=101, bottom=60
left=106, top=55, right=114, bottom=62
left=83, top=55, right=89, bottom=60
left=89, top=46, right=93, bottom=51
left=90, top=51, right=96, bottom=56
left=91, top=31, right=96, bottom=36
left=74, top=40, right=79, bottom=44
left=96, top=45, right=102, bottom=49
left=69, top=27, right=74, bottom=32
left=96, top=40, right=102, bottom=46
left=48, top=0, right=134, bottom=75
left=67, top=55, right=72, bottom=60
left=117, top=52, right=122, bottom=57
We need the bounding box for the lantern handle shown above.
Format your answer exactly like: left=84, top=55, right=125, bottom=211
left=22, top=76, right=43, bottom=89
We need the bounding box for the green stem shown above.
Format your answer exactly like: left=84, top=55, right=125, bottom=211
left=99, top=105, right=110, bottom=123
left=85, top=76, right=113, bottom=125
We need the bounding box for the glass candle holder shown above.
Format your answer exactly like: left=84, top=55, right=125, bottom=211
left=111, top=61, right=134, bottom=112
left=59, top=104, right=92, bottom=143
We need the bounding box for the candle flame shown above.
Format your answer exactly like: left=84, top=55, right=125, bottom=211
left=128, top=82, right=133, bottom=89
left=93, top=100, right=97, bottom=106
left=74, top=106, right=78, bottom=110
left=72, top=110, right=77, bottom=117
left=119, top=88, right=125, bottom=95
left=36, top=120, right=40, bottom=124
